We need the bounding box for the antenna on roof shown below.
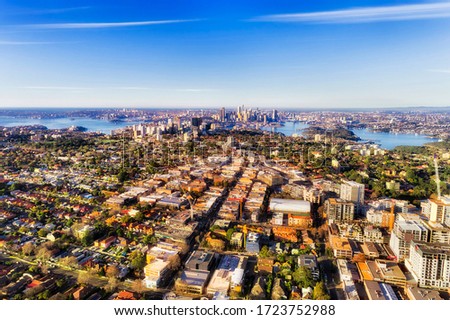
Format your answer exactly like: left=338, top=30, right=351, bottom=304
left=434, top=154, right=441, bottom=200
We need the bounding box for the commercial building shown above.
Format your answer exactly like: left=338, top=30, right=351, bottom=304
left=143, top=259, right=171, bottom=289
left=207, top=255, right=248, bottom=296
left=185, top=251, right=218, bottom=271
left=363, top=281, right=398, bottom=300
left=362, top=260, right=407, bottom=287
left=329, top=235, right=353, bottom=259
left=336, top=259, right=359, bottom=300
left=360, top=242, right=380, bottom=259
left=269, top=198, right=312, bottom=228
left=405, top=286, right=443, bottom=300
left=364, top=280, right=386, bottom=300
left=174, top=250, right=218, bottom=295
left=143, top=242, right=179, bottom=288
left=174, top=269, right=211, bottom=295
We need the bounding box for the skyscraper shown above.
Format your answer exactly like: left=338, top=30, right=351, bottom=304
left=220, top=107, right=226, bottom=122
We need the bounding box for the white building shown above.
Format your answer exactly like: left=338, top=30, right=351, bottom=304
left=340, top=180, right=365, bottom=205
left=421, top=196, right=450, bottom=225
left=389, top=219, right=428, bottom=261
left=407, top=241, right=450, bottom=290
left=143, top=260, right=171, bottom=289
left=336, top=259, right=359, bottom=300
left=207, top=255, right=247, bottom=296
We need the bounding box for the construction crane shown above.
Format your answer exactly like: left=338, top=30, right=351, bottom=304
left=236, top=224, right=265, bottom=248
left=236, top=224, right=263, bottom=234
left=434, top=154, right=441, bottom=200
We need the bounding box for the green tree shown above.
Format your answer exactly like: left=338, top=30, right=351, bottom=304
left=106, top=265, right=120, bottom=279
left=134, top=211, right=144, bottom=222
left=22, top=242, right=35, bottom=256
left=313, top=281, right=330, bottom=300
left=226, top=228, right=235, bottom=241
left=292, top=266, right=314, bottom=288
left=265, top=274, right=273, bottom=298
left=117, top=169, right=128, bottom=183
left=81, top=233, right=93, bottom=246
left=129, top=250, right=146, bottom=270
left=60, top=256, right=79, bottom=269
left=77, top=269, right=97, bottom=286
left=36, top=246, right=52, bottom=263
left=37, top=229, right=48, bottom=238
left=259, top=245, right=270, bottom=258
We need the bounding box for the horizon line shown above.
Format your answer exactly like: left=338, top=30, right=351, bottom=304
left=1, top=105, right=450, bottom=110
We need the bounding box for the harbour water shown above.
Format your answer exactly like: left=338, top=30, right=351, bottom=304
left=262, top=121, right=438, bottom=150
left=0, top=116, right=439, bottom=149
left=0, top=116, right=139, bottom=134
left=261, top=121, right=309, bottom=136
left=352, top=128, right=438, bottom=150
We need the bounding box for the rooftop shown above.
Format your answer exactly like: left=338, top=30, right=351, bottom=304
left=269, top=198, right=310, bottom=213
left=185, top=251, right=216, bottom=271
left=407, top=286, right=443, bottom=300
left=411, top=240, right=450, bottom=256
left=178, top=270, right=210, bottom=287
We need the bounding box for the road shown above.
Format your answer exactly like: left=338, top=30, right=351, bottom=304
left=318, top=256, right=346, bottom=300
left=1, top=251, right=168, bottom=299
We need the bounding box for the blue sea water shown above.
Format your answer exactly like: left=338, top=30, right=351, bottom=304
left=352, top=129, right=438, bottom=150
left=262, top=122, right=438, bottom=150
left=0, top=115, right=439, bottom=149
left=0, top=116, right=139, bottom=134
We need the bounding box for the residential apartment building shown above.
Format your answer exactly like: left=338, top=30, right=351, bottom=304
left=389, top=219, right=428, bottom=261
left=340, top=180, right=365, bottom=205
left=407, top=241, right=450, bottom=290
left=325, top=198, right=355, bottom=223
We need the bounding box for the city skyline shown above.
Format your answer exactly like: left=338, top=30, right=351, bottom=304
left=1, top=0, right=450, bottom=108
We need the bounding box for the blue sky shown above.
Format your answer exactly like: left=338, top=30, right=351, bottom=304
left=1, top=0, right=450, bottom=108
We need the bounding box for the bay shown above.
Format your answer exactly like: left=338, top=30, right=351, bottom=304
left=0, top=116, right=139, bottom=134
left=352, top=128, right=438, bottom=150
left=261, top=121, right=309, bottom=136
left=262, top=121, right=438, bottom=150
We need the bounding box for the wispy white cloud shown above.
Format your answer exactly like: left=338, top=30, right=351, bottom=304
left=113, top=87, right=157, bottom=90
left=252, top=2, right=450, bottom=24
left=176, top=88, right=217, bottom=92
left=19, top=86, right=216, bottom=92
left=29, top=6, right=91, bottom=15
left=21, top=86, right=90, bottom=90
left=23, top=19, right=198, bottom=29
left=427, top=69, right=450, bottom=74
left=0, top=41, right=57, bottom=45
left=108, top=87, right=216, bottom=92
left=7, top=6, right=90, bottom=15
